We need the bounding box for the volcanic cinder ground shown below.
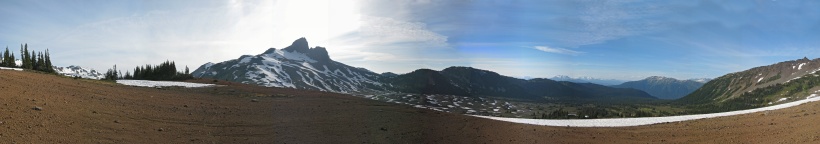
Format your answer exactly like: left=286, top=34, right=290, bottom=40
left=1, top=70, right=820, bottom=143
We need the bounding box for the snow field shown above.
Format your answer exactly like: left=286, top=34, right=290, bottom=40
left=0, top=67, right=23, bottom=71
left=473, top=94, right=820, bottom=127
left=116, top=80, right=216, bottom=88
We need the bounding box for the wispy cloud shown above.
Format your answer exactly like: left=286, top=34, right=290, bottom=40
left=552, top=0, right=669, bottom=47
left=533, top=46, right=583, bottom=55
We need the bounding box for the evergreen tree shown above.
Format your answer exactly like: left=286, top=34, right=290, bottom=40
left=37, top=52, right=45, bottom=71
left=0, top=47, right=4, bottom=67
left=45, top=49, right=53, bottom=73
left=124, top=71, right=132, bottom=79
left=20, top=44, right=26, bottom=68
left=3, top=47, right=10, bottom=67
left=9, top=52, right=14, bottom=67
left=126, top=61, right=192, bottom=81
left=104, top=65, right=118, bottom=80
left=29, top=50, right=35, bottom=69
left=0, top=48, right=4, bottom=67
left=25, top=44, right=33, bottom=69
left=133, top=67, right=141, bottom=79
left=31, top=52, right=38, bottom=71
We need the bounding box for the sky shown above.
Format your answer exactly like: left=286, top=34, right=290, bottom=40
left=1, top=0, right=820, bottom=81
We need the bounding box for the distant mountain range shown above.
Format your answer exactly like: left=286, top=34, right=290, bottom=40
left=381, top=67, right=655, bottom=101
left=193, top=38, right=656, bottom=102
left=613, top=76, right=708, bottom=99
left=548, top=75, right=625, bottom=86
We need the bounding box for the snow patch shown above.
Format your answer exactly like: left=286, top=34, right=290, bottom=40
left=239, top=56, right=253, bottom=63
left=203, top=62, right=214, bottom=69
left=264, top=49, right=317, bottom=63
left=117, top=80, right=215, bottom=88
left=0, top=67, right=23, bottom=71
left=798, top=63, right=806, bottom=70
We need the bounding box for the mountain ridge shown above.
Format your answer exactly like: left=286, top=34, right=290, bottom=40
left=676, top=57, right=820, bottom=113
left=613, top=76, right=707, bottom=99
left=549, top=75, right=626, bottom=86
left=382, top=66, right=656, bottom=101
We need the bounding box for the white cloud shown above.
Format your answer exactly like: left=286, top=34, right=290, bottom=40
left=323, top=15, right=455, bottom=73
left=329, top=16, right=449, bottom=51
left=533, top=46, right=583, bottom=55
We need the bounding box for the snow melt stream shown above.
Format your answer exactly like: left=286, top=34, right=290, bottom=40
left=117, top=80, right=215, bottom=88
left=473, top=94, right=820, bottom=127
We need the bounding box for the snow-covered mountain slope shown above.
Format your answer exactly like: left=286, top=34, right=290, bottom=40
left=549, top=75, right=625, bottom=86
left=688, top=78, right=712, bottom=83
left=193, top=38, right=386, bottom=93
left=53, top=65, right=105, bottom=80
left=678, top=57, right=820, bottom=107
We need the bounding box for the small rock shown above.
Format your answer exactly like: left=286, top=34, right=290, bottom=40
left=380, top=127, right=387, bottom=131
left=32, top=106, right=42, bottom=111
left=251, top=99, right=259, bottom=102
left=183, top=105, right=188, bottom=107
left=114, top=120, right=119, bottom=123
left=158, top=128, right=164, bottom=131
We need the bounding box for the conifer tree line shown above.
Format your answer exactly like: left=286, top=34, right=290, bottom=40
left=104, top=60, right=193, bottom=81
left=0, top=43, right=55, bottom=73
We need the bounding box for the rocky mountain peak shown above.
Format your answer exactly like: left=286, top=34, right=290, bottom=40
left=283, top=37, right=310, bottom=53
left=276, top=38, right=331, bottom=62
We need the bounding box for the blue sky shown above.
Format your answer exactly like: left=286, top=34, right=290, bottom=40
left=1, top=0, right=820, bottom=80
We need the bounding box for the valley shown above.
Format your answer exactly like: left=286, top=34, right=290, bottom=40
left=361, top=93, right=685, bottom=119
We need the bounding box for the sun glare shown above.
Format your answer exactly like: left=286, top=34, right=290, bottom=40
left=272, top=0, right=361, bottom=48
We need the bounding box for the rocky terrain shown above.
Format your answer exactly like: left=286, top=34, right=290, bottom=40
left=2, top=68, right=820, bottom=143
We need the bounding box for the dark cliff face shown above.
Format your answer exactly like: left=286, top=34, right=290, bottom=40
left=280, top=37, right=331, bottom=62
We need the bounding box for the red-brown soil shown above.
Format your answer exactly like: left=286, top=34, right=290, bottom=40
left=1, top=70, right=819, bottom=143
